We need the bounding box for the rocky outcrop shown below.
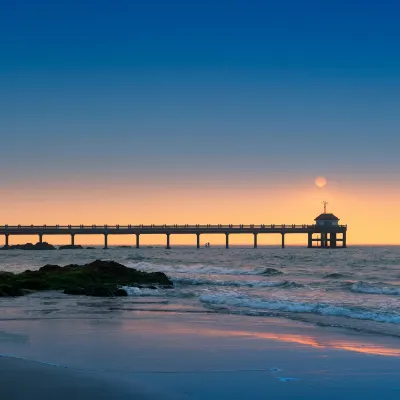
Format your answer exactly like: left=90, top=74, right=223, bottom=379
left=261, top=268, right=283, bottom=276
left=0, top=260, right=173, bottom=297
left=1, top=242, right=56, bottom=251
left=59, top=245, right=84, bottom=250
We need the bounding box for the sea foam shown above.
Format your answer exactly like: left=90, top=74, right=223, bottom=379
left=199, top=293, right=400, bottom=324
left=351, top=281, right=400, bottom=296
left=172, top=277, right=294, bottom=288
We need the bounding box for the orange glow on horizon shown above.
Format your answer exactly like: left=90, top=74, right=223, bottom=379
left=1, top=177, right=400, bottom=245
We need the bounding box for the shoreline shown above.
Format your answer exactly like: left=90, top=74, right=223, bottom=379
left=1, top=312, right=399, bottom=399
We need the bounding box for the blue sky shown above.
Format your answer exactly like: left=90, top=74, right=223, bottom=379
left=1, top=0, right=400, bottom=185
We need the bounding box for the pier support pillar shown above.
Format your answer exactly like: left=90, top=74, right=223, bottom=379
left=71, top=234, right=75, bottom=246
left=330, top=233, right=337, bottom=248
left=39, top=234, right=43, bottom=244
left=342, top=231, right=347, bottom=248
left=136, top=234, right=140, bottom=249
left=322, top=233, right=329, bottom=248
left=253, top=233, right=258, bottom=249
left=196, top=234, right=200, bottom=249
left=104, top=234, right=108, bottom=249
left=5, top=234, right=9, bottom=248
left=307, top=232, right=312, bottom=248
left=225, top=233, right=229, bottom=249
left=281, top=233, right=285, bottom=249
left=166, top=234, right=171, bottom=250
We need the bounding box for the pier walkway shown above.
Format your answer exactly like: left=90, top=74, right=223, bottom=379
left=0, top=224, right=347, bottom=249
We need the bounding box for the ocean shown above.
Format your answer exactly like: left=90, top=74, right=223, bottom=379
left=1, top=246, right=399, bottom=336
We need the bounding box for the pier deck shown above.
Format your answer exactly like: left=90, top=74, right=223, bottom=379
left=0, top=224, right=347, bottom=249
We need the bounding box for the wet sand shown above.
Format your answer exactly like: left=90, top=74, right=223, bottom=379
left=1, top=309, right=400, bottom=399
left=0, top=356, right=164, bottom=400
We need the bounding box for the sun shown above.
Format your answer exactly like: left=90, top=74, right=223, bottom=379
left=315, top=176, right=327, bottom=188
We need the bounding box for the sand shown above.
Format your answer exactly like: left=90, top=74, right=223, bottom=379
left=0, top=356, right=164, bottom=400
left=1, top=296, right=399, bottom=400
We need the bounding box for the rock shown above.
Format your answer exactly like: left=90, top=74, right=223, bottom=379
left=86, top=247, right=96, bottom=249
left=324, top=273, right=347, bottom=279
left=261, top=268, right=283, bottom=276
left=1, top=242, right=56, bottom=251
left=63, top=287, right=86, bottom=295
left=59, top=245, right=84, bottom=250
left=0, top=259, right=173, bottom=298
left=115, top=288, right=128, bottom=297
left=117, top=246, right=132, bottom=249
left=0, top=284, right=24, bottom=297
left=84, top=286, right=113, bottom=297
left=39, top=264, right=61, bottom=272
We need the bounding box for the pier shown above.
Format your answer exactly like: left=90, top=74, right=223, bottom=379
left=0, top=223, right=347, bottom=249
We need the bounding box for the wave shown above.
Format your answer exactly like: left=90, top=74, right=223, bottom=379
left=351, top=281, right=400, bottom=296
left=126, top=261, right=264, bottom=276
left=121, top=286, right=195, bottom=298
left=126, top=255, right=148, bottom=262
left=172, top=277, right=301, bottom=288
left=199, top=293, right=400, bottom=324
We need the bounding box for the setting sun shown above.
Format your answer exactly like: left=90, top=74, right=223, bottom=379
left=315, top=176, right=327, bottom=188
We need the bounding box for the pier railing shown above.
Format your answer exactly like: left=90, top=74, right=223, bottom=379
left=0, top=224, right=347, bottom=249
left=0, top=224, right=347, bottom=230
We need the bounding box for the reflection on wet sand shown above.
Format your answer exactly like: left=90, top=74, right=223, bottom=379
left=163, top=327, right=400, bottom=357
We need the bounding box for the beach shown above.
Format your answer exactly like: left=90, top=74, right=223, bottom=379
left=1, top=246, right=400, bottom=399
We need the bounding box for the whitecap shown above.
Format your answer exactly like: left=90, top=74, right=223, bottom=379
left=172, top=277, right=291, bottom=288
left=351, top=281, right=400, bottom=296
left=199, top=293, right=400, bottom=324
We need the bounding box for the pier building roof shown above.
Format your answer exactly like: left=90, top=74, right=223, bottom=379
left=315, top=213, right=340, bottom=221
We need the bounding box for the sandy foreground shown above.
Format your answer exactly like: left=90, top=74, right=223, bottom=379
left=0, top=356, right=167, bottom=400
left=0, top=298, right=400, bottom=399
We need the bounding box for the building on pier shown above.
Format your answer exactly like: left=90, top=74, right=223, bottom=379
left=309, top=212, right=345, bottom=249
left=315, top=213, right=340, bottom=227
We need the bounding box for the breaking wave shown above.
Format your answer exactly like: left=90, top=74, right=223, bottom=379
left=121, top=286, right=195, bottom=298
left=172, top=277, right=301, bottom=288
left=351, top=281, right=400, bottom=296
left=199, top=293, right=400, bottom=324
left=126, top=262, right=264, bottom=276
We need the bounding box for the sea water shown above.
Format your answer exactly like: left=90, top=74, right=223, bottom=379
left=0, top=246, right=399, bottom=336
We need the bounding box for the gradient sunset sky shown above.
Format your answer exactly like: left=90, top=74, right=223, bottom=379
left=1, top=1, right=400, bottom=245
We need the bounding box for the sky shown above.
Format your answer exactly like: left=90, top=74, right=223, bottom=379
left=1, top=0, right=400, bottom=245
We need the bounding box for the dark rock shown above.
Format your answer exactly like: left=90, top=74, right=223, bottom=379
left=86, top=247, right=96, bottom=249
left=0, top=259, right=173, bottom=298
left=117, top=246, right=132, bottom=249
left=1, top=242, right=56, bottom=251
left=324, top=273, right=347, bottom=279
left=0, top=271, right=14, bottom=279
left=64, top=287, right=86, bottom=295
left=59, top=245, right=84, bottom=250
left=0, top=284, right=24, bottom=297
left=84, top=286, right=113, bottom=297
left=39, top=264, right=61, bottom=272
left=63, top=264, right=81, bottom=269
left=261, top=268, right=283, bottom=276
